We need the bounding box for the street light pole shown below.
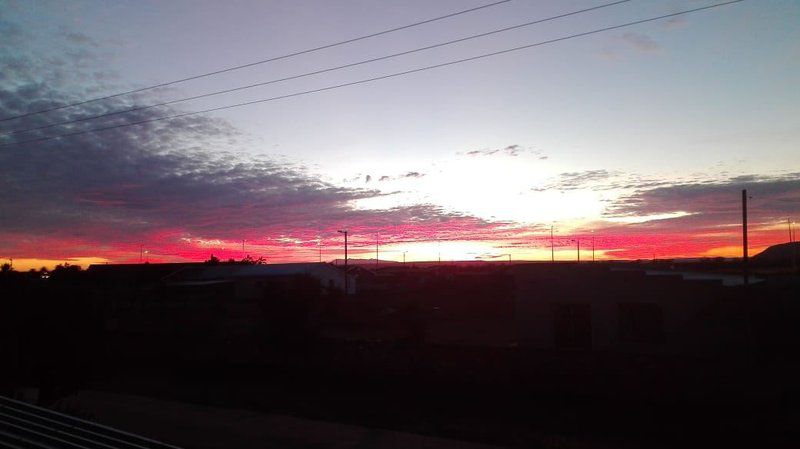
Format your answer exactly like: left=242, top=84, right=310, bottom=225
left=550, top=225, right=555, bottom=263
left=338, top=230, right=349, bottom=295
left=742, top=190, right=749, bottom=286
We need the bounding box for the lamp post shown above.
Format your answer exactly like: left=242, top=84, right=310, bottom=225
left=338, top=230, right=349, bottom=295
left=742, top=190, right=749, bottom=286
left=568, top=238, right=580, bottom=263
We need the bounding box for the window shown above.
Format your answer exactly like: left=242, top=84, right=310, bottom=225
left=553, top=303, right=592, bottom=349
left=618, top=303, right=664, bottom=344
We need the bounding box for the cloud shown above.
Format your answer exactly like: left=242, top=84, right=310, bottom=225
left=663, top=15, right=687, bottom=29
left=462, top=144, right=546, bottom=159
left=604, top=173, right=800, bottom=231
left=532, top=169, right=620, bottom=192
left=556, top=170, right=616, bottom=188
left=621, top=32, right=661, bottom=52
left=532, top=169, right=706, bottom=194
left=63, top=31, right=97, bottom=47
left=378, top=171, right=426, bottom=182
left=0, top=28, right=525, bottom=262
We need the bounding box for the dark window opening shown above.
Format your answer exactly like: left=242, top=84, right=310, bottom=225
left=553, top=303, right=592, bottom=349
left=619, top=303, right=664, bottom=344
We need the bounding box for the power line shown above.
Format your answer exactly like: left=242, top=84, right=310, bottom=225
left=0, top=0, right=746, bottom=148
left=1, top=0, right=633, bottom=136
left=0, top=0, right=512, bottom=123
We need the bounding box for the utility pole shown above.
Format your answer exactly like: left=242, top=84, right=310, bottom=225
left=242, top=239, right=245, bottom=258
left=376, top=234, right=379, bottom=267
left=550, top=225, right=555, bottom=263
left=403, top=251, right=407, bottom=264
left=576, top=239, right=580, bottom=263
left=338, top=230, right=349, bottom=295
left=742, top=189, right=749, bottom=286
left=140, top=244, right=143, bottom=263
left=591, top=232, right=595, bottom=262
left=791, top=219, right=798, bottom=272
left=319, top=241, right=322, bottom=263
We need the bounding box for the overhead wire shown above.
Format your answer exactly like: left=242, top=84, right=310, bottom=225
left=0, top=0, right=746, bottom=148
left=0, top=0, right=512, bottom=122
left=0, top=0, right=633, bottom=136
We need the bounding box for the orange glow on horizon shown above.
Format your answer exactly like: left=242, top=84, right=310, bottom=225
left=1, top=224, right=791, bottom=269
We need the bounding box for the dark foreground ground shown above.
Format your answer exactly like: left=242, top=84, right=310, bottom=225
left=27, top=343, right=798, bottom=449
left=3, top=261, right=799, bottom=448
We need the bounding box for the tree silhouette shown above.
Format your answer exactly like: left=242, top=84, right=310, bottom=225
left=241, top=255, right=266, bottom=265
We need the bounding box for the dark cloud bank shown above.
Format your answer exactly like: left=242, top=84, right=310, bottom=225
left=606, top=173, right=800, bottom=231
left=0, top=32, right=502, bottom=257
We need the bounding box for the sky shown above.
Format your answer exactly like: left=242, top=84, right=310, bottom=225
left=1, top=0, right=799, bottom=270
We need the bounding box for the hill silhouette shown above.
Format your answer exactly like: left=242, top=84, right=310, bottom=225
left=753, top=241, right=800, bottom=266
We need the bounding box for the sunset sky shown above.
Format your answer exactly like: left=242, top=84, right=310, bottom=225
left=1, top=0, right=799, bottom=270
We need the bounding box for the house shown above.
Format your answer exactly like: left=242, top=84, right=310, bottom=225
left=84, top=262, right=356, bottom=363
left=512, top=264, right=750, bottom=357
left=163, top=262, right=356, bottom=296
